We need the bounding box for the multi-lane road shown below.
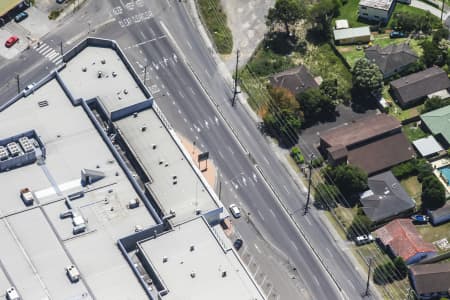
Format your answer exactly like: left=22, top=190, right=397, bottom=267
left=0, top=1, right=377, bottom=299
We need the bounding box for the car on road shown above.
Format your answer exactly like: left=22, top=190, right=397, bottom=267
left=14, top=12, right=28, bottom=23
left=229, top=204, right=241, bottom=218
left=5, top=36, right=19, bottom=48
left=233, top=238, right=243, bottom=251
left=411, top=215, right=429, bottom=224
left=355, top=234, right=374, bottom=246
left=390, top=31, right=407, bottom=38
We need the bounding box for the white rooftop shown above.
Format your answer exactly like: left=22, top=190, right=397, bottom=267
left=138, top=217, right=265, bottom=300
left=359, top=0, right=394, bottom=11
left=335, top=19, right=350, bottom=29
left=413, top=135, right=444, bottom=157
left=333, top=26, right=371, bottom=40
left=0, top=77, right=154, bottom=299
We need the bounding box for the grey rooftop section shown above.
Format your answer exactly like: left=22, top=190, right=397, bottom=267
left=359, top=0, right=394, bottom=11
left=138, top=217, right=265, bottom=300
left=413, top=136, right=444, bottom=157
left=333, top=26, right=371, bottom=40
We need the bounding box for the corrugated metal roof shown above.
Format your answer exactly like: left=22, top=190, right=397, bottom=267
left=413, top=136, right=444, bottom=157
left=333, top=26, right=371, bottom=40
left=421, top=104, right=450, bottom=144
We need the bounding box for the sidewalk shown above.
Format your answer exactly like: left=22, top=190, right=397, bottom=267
left=410, top=0, right=449, bottom=19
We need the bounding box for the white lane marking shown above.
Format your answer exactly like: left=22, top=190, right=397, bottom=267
left=242, top=176, right=247, bottom=186
left=204, top=120, right=209, bottom=129
left=218, top=150, right=225, bottom=159
left=228, top=146, right=234, bottom=155
left=214, top=116, right=219, bottom=125
left=326, top=247, right=333, bottom=258
left=177, top=109, right=182, bottom=114
left=257, top=210, right=265, bottom=221
left=189, top=87, right=196, bottom=95
left=139, top=31, right=146, bottom=40
left=269, top=209, right=276, bottom=218
left=183, top=118, right=187, bottom=123
left=290, top=239, right=299, bottom=252
left=305, top=216, right=312, bottom=226
left=313, top=275, right=320, bottom=286
left=283, top=185, right=290, bottom=195
left=186, top=40, right=193, bottom=49
left=254, top=244, right=262, bottom=254
left=41, top=48, right=54, bottom=56
left=252, top=173, right=258, bottom=182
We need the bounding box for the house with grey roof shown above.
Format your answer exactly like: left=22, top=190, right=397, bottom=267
left=333, top=26, right=371, bottom=45
left=268, top=65, right=319, bottom=96
left=428, top=202, right=450, bottom=226
left=409, top=263, right=450, bottom=299
left=365, top=43, right=418, bottom=78
left=359, top=0, right=395, bottom=23
left=390, top=66, right=450, bottom=108
left=360, top=171, right=416, bottom=223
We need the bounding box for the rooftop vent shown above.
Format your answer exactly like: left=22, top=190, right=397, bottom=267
left=82, top=67, right=87, bottom=72
left=135, top=225, right=143, bottom=232
left=190, top=245, right=195, bottom=252
left=101, top=59, right=106, bottom=64
left=152, top=144, right=157, bottom=149
left=195, top=209, right=202, bottom=215
left=141, top=126, right=147, bottom=132
left=159, top=160, right=164, bottom=165
left=128, top=198, right=140, bottom=209
left=190, top=272, right=196, bottom=278
left=123, top=89, right=128, bottom=95
left=133, top=112, right=138, bottom=118
left=112, top=71, right=117, bottom=77
left=6, top=287, right=20, bottom=300
left=66, top=265, right=80, bottom=283
left=221, top=271, right=227, bottom=278
left=173, top=179, right=177, bottom=185
left=163, top=256, right=168, bottom=263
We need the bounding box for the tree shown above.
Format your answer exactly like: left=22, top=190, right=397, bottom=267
left=347, top=213, right=372, bottom=239
left=297, top=88, right=336, bottom=124
left=432, top=27, right=450, bottom=44
left=325, top=164, right=368, bottom=200
left=314, top=183, right=339, bottom=210
left=352, top=58, right=383, bottom=99
left=263, top=87, right=302, bottom=147
left=266, top=0, right=306, bottom=36
left=423, top=96, right=450, bottom=113
left=320, top=79, right=338, bottom=100
left=308, top=0, right=341, bottom=39
left=373, top=261, right=396, bottom=285
left=421, top=39, right=446, bottom=67
left=421, top=176, right=446, bottom=210
left=393, top=257, right=408, bottom=280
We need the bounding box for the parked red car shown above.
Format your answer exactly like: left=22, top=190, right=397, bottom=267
left=5, top=36, right=19, bottom=48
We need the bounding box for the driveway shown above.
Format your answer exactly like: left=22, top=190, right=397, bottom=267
left=410, top=0, right=449, bottom=19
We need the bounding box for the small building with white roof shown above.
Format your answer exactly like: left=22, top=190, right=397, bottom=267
left=358, top=0, right=396, bottom=23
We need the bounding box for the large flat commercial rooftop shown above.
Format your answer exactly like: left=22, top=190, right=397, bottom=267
left=138, top=217, right=265, bottom=300
left=0, top=78, right=154, bottom=299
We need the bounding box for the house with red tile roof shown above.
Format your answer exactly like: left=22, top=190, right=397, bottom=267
left=374, top=219, right=437, bottom=264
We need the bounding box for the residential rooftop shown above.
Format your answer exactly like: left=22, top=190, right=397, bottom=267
left=359, top=0, right=394, bottom=11
left=421, top=104, right=450, bottom=146
left=410, top=263, right=450, bottom=295
left=137, top=217, right=265, bottom=300
left=413, top=135, right=444, bottom=157
left=333, top=26, right=371, bottom=41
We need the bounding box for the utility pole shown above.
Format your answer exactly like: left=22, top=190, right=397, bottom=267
left=363, top=258, right=373, bottom=297
left=231, top=49, right=240, bottom=107
left=60, top=41, right=63, bottom=56
left=144, top=64, right=148, bottom=85
left=441, top=0, right=445, bottom=22
left=16, top=74, right=20, bottom=94
left=304, top=154, right=315, bottom=215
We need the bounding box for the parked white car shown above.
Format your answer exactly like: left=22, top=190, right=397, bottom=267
left=355, top=234, right=374, bottom=246
left=229, top=204, right=241, bottom=218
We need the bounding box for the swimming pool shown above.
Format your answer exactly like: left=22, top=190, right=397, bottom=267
left=439, top=165, right=450, bottom=186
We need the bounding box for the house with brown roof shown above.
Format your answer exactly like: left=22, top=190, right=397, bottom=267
left=390, top=66, right=450, bottom=108
left=319, top=114, right=416, bottom=175
left=268, top=66, right=320, bottom=96
left=365, top=43, right=418, bottom=78
left=374, top=219, right=437, bottom=264
left=409, top=263, right=450, bottom=299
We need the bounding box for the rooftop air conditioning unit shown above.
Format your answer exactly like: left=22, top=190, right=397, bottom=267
left=128, top=198, right=140, bottom=209
left=6, top=287, right=20, bottom=300
left=20, top=188, right=34, bottom=206
left=66, top=265, right=80, bottom=283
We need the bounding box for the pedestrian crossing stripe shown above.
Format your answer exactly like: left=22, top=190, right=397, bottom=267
left=33, top=42, right=63, bottom=66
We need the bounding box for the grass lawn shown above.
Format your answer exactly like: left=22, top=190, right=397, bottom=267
left=384, top=85, right=423, bottom=121
left=400, top=176, right=422, bottom=203
left=417, top=222, right=450, bottom=250
left=403, top=124, right=428, bottom=142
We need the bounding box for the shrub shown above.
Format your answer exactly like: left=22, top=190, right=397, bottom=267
left=347, top=214, right=372, bottom=239
left=48, top=9, right=62, bottom=20
left=291, top=147, right=305, bottom=164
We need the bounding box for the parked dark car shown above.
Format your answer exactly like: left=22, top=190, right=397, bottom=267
left=14, top=12, right=28, bottom=23
left=56, top=0, right=66, bottom=3
left=411, top=215, right=429, bottom=224
left=233, top=238, right=243, bottom=251
left=390, top=31, right=407, bottom=38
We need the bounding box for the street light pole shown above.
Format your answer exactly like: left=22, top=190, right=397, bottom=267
left=231, top=49, right=240, bottom=106
left=304, top=154, right=315, bottom=215
left=16, top=74, right=20, bottom=94
left=363, top=258, right=373, bottom=297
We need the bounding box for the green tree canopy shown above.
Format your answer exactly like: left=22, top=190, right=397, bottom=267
left=296, top=88, right=336, bottom=124
left=314, top=183, right=339, bottom=210
left=421, top=176, right=446, bottom=210
left=423, top=96, right=450, bottom=113
left=352, top=58, right=383, bottom=99
left=347, top=213, right=372, bottom=239
left=393, top=257, right=408, bottom=280
left=432, top=27, right=450, bottom=44
left=308, top=0, right=341, bottom=39
left=373, top=261, right=396, bottom=285
left=324, top=164, right=368, bottom=200
left=421, top=39, right=446, bottom=67
left=263, top=87, right=302, bottom=147
left=320, top=79, right=338, bottom=100
left=266, top=0, right=306, bottom=36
